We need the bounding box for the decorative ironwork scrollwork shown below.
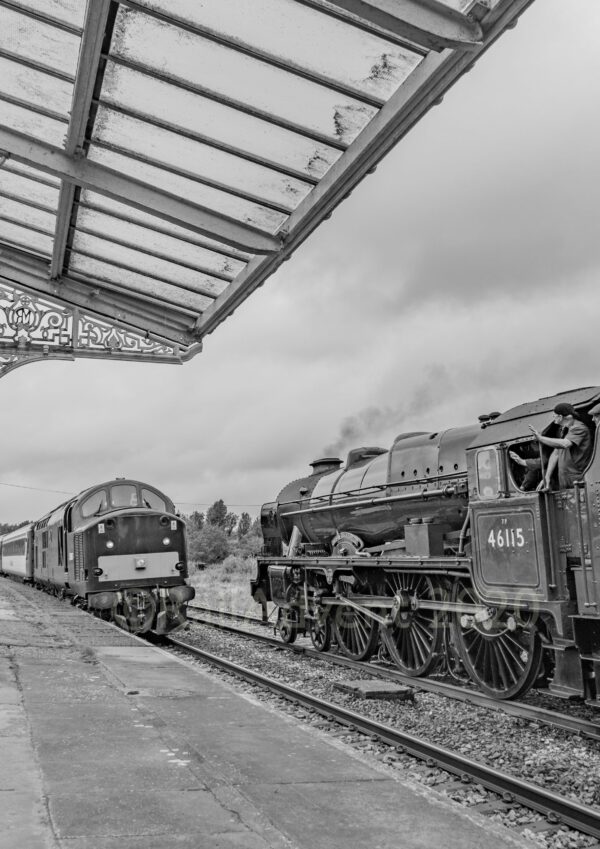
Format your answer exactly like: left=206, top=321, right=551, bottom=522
left=0, top=287, right=72, bottom=345
left=78, top=315, right=177, bottom=356
left=0, top=285, right=188, bottom=378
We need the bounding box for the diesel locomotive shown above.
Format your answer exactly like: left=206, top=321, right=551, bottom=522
left=0, top=478, right=195, bottom=635
left=252, top=387, right=600, bottom=704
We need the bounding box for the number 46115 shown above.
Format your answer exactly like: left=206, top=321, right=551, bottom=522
left=487, top=528, right=525, bottom=549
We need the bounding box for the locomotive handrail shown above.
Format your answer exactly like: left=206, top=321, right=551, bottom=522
left=283, top=485, right=459, bottom=517
left=278, top=472, right=467, bottom=509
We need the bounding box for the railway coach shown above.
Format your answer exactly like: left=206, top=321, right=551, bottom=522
left=252, top=387, right=600, bottom=704
left=0, top=478, right=194, bottom=635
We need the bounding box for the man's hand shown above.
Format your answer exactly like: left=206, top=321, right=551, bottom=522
left=509, top=451, right=526, bottom=467
left=528, top=425, right=540, bottom=438
left=536, top=479, right=548, bottom=492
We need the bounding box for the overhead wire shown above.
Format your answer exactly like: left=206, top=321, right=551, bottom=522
left=0, top=482, right=261, bottom=509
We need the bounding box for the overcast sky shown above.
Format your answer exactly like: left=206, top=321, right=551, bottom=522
left=1, top=0, right=599, bottom=524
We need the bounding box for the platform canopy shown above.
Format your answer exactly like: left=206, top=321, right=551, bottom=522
left=0, top=0, right=534, bottom=377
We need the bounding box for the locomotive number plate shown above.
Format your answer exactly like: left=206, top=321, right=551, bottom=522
left=476, top=510, right=540, bottom=587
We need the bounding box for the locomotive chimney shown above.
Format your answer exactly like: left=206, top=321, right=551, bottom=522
left=310, top=457, right=342, bottom=475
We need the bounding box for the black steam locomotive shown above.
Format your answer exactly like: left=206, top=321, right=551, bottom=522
left=0, top=478, right=194, bottom=635
left=252, top=387, right=600, bottom=703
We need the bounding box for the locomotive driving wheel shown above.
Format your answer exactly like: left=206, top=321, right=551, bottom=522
left=309, top=608, right=332, bottom=652
left=450, top=578, right=543, bottom=700
left=276, top=607, right=298, bottom=644
left=381, top=573, right=443, bottom=677
left=332, top=602, right=379, bottom=661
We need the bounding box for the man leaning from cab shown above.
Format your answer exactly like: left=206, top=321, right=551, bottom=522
left=528, top=402, right=593, bottom=491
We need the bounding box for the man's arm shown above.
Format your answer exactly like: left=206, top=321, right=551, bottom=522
left=537, top=449, right=559, bottom=490
left=528, top=426, right=572, bottom=449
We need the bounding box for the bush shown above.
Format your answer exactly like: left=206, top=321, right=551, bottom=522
left=232, top=531, right=263, bottom=558
left=219, top=554, right=256, bottom=584
left=188, top=524, right=230, bottom=565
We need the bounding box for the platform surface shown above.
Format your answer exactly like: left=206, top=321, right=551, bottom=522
left=0, top=579, right=534, bottom=849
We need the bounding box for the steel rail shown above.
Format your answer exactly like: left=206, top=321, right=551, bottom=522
left=168, top=634, right=600, bottom=840
left=188, top=603, right=270, bottom=626
left=186, top=610, right=600, bottom=742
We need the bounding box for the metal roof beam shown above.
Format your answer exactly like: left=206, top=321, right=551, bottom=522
left=0, top=128, right=282, bottom=255
left=0, top=0, right=82, bottom=35
left=109, top=54, right=348, bottom=153
left=72, top=223, right=236, bottom=283
left=66, top=245, right=220, bottom=302
left=64, top=0, right=113, bottom=157
left=78, top=196, right=251, bottom=263
left=98, top=101, right=320, bottom=187
left=52, top=0, right=114, bottom=280
left=92, top=139, right=297, bottom=215
left=317, top=0, right=484, bottom=51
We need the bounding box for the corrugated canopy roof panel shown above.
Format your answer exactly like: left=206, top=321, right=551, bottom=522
left=0, top=0, right=535, bottom=376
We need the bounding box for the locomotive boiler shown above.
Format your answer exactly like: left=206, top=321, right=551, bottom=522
left=0, top=478, right=195, bottom=635
left=252, top=387, right=600, bottom=703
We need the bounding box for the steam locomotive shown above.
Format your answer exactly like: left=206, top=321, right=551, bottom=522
left=252, top=387, right=600, bottom=704
left=0, top=478, right=195, bottom=635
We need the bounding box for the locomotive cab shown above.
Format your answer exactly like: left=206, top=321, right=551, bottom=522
left=467, top=389, right=600, bottom=699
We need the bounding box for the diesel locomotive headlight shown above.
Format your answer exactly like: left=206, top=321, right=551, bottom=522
left=162, top=536, right=170, bottom=546
left=93, top=567, right=103, bottom=576
left=106, top=540, right=115, bottom=549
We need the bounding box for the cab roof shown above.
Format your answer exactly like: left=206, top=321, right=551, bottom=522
left=468, top=386, right=600, bottom=448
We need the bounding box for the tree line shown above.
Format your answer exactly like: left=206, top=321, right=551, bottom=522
left=185, top=500, right=262, bottom=566
left=0, top=520, right=31, bottom=535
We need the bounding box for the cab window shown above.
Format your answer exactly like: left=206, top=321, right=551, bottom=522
left=81, top=490, right=108, bottom=517
left=508, top=439, right=544, bottom=491
left=111, top=484, right=139, bottom=508
left=141, top=489, right=167, bottom=511
left=476, top=449, right=500, bottom=499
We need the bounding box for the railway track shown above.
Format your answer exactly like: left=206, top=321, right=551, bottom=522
left=188, top=603, right=271, bottom=626
left=185, top=607, right=600, bottom=743
left=167, top=631, right=600, bottom=843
